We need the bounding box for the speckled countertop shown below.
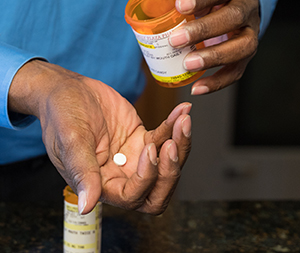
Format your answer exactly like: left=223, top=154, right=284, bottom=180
left=1, top=200, right=300, bottom=252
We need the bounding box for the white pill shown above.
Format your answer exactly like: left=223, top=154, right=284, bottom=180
left=113, top=153, right=127, bottom=166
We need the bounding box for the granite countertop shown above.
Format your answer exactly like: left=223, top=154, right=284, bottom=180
left=1, top=200, right=300, bottom=252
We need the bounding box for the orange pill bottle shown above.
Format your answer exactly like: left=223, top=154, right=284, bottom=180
left=63, top=186, right=102, bottom=253
left=125, top=0, right=206, bottom=88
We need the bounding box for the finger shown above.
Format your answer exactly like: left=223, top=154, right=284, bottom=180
left=101, top=143, right=158, bottom=210
left=137, top=140, right=181, bottom=215
left=175, top=0, right=227, bottom=14
left=191, top=57, right=251, bottom=95
left=172, top=114, right=192, bottom=166
left=144, top=102, right=192, bottom=149
left=76, top=170, right=102, bottom=215
left=170, top=0, right=257, bottom=48
left=183, top=27, right=258, bottom=72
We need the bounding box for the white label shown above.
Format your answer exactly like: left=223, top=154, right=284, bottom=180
left=133, top=20, right=197, bottom=83
left=64, top=201, right=102, bottom=253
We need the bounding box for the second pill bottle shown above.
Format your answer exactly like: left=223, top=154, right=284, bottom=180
left=125, top=0, right=206, bottom=88
left=63, top=186, right=102, bottom=253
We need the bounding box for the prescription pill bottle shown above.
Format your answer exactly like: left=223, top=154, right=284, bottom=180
left=125, top=0, right=206, bottom=88
left=63, top=185, right=102, bottom=253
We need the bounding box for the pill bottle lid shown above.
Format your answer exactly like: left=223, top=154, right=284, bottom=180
left=125, top=0, right=180, bottom=33
left=63, top=185, right=78, bottom=205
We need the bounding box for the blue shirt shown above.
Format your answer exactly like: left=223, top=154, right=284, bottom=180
left=259, top=0, right=278, bottom=39
left=0, top=0, right=278, bottom=164
left=0, top=1, right=145, bottom=164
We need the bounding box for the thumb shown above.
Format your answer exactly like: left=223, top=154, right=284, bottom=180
left=72, top=129, right=110, bottom=215
left=65, top=137, right=109, bottom=215
left=62, top=156, right=101, bottom=215
left=77, top=170, right=102, bottom=215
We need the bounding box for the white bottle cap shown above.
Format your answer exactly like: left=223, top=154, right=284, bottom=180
left=113, top=153, right=127, bottom=166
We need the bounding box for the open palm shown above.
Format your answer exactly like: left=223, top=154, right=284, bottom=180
left=34, top=62, right=192, bottom=215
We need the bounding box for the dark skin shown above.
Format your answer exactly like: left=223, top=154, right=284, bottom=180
left=9, top=60, right=192, bottom=215
left=170, top=0, right=260, bottom=95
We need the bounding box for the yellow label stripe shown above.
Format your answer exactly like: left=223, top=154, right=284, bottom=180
left=64, top=221, right=96, bottom=231
left=137, top=40, right=155, bottom=49
left=151, top=71, right=197, bottom=83
left=64, top=241, right=96, bottom=250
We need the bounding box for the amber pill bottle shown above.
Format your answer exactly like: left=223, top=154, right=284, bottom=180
left=125, top=0, right=206, bottom=88
left=63, top=186, right=102, bottom=253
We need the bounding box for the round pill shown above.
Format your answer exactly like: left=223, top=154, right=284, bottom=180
left=113, top=153, right=127, bottom=166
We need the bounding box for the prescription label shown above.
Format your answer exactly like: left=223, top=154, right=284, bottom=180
left=64, top=201, right=102, bottom=253
left=133, top=20, right=197, bottom=83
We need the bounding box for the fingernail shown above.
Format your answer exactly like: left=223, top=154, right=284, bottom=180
left=182, top=115, right=191, bottom=138
left=183, top=103, right=192, bottom=114
left=191, top=86, right=209, bottom=95
left=168, top=141, right=178, bottom=163
left=184, top=54, right=204, bottom=71
left=169, top=28, right=189, bottom=47
left=148, top=143, right=158, bottom=166
left=78, top=191, right=87, bottom=215
left=177, top=0, right=196, bottom=13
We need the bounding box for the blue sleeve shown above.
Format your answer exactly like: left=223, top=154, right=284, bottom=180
left=0, top=42, right=47, bottom=130
left=259, top=0, right=278, bottom=39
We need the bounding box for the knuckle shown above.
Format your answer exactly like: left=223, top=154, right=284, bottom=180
left=244, top=33, right=258, bottom=56
left=215, top=79, right=224, bottom=92
left=237, top=31, right=258, bottom=61
left=228, top=4, right=247, bottom=27
left=68, top=167, right=85, bottom=190
left=150, top=207, right=167, bottom=216
left=125, top=202, right=142, bottom=211
left=121, top=194, right=144, bottom=211
left=167, top=165, right=182, bottom=181
left=145, top=200, right=168, bottom=216
left=209, top=49, right=224, bottom=67
left=171, top=168, right=181, bottom=179
left=210, top=75, right=225, bottom=93
left=187, top=20, right=209, bottom=42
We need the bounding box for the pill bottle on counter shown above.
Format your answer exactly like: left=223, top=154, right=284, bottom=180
left=125, top=0, right=206, bottom=88
left=63, top=185, right=102, bottom=253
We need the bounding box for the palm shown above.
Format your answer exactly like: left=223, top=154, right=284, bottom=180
left=91, top=80, right=157, bottom=207
left=98, top=125, right=149, bottom=207
left=90, top=79, right=147, bottom=176
left=99, top=125, right=147, bottom=178
left=42, top=73, right=191, bottom=215
left=88, top=79, right=191, bottom=212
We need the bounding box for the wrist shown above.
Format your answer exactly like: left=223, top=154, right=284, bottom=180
left=8, top=60, right=83, bottom=120
left=9, top=59, right=47, bottom=118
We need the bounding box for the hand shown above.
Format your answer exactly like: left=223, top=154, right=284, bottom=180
left=169, top=0, right=260, bottom=95
left=9, top=60, right=192, bottom=215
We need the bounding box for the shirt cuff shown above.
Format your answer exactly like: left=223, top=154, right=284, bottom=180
left=0, top=42, right=47, bottom=130
left=259, top=0, right=278, bottom=39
